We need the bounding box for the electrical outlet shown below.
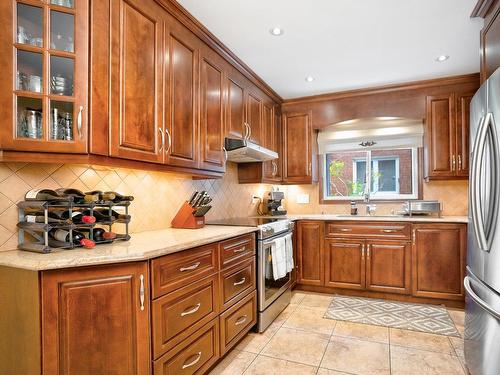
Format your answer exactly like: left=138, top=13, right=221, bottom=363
left=251, top=195, right=260, bottom=204
left=296, top=193, right=310, bottom=204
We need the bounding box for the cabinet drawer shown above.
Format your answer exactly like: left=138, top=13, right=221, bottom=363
left=152, top=274, right=218, bottom=359
left=152, top=243, right=218, bottom=298
left=326, top=221, right=411, bottom=239
left=220, top=257, right=256, bottom=311
left=220, top=290, right=257, bottom=354
left=154, top=318, right=220, bottom=375
left=220, top=233, right=256, bottom=269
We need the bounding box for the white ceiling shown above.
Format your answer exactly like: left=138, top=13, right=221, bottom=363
left=177, top=0, right=483, bottom=99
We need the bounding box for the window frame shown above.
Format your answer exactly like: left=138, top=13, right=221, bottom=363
left=321, top=147, right=420, bottom=202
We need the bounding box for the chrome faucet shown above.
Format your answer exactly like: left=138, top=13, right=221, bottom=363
left=363, top=190, right=376, bottom=215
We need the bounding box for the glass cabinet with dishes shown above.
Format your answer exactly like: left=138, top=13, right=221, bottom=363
left=0, top=0, right=88, bottom=153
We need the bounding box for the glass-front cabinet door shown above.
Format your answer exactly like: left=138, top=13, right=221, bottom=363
left=0, top=0, right=88, bottom=153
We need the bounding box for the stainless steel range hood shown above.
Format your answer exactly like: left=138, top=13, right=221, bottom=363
left=224, top=138, right=278, bottom=163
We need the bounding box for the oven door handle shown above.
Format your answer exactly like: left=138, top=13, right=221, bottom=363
left=262, top=231, right=293, bottom=246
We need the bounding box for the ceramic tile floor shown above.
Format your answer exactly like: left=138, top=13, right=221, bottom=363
left=209, top=291, right=467, bottom=375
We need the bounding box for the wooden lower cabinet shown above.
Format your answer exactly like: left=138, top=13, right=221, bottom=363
left=412, top=224, right=467, bottom=300
left=324, top=239, right=365, bottom=290
left=297, top=221, right=324, bottom=285
left=41, top=262, right=151, bottom=375
left=366, top=240, right=411, bottom=294
left=154, top=318, right=220, bottom=375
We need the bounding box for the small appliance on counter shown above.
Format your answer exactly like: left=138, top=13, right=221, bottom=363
left=171, top=191, right=212, bottom=229
left=264, top=190, right=287, bottom=216
left=398, top=200, right=442, bottom=217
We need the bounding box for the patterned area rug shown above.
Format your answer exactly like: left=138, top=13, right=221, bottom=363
left=324, top=295, right=460, bottom=337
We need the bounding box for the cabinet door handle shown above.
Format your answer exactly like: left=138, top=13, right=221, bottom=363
left=339, top=228, right=352, bottom=232
left=233, top=277, right=246, bottom=286
left=247, top=123, right=252, bottom=140
left=452, top=154, right=456, bottom=171
left=223, top=146, right=228, bottom=164
left=458, top=155, right=462, bottom=171
left=180, top=262, right=201, bottom=272
left=165, top=128, right=172, bottom=153
left=367, top=244, right=371, bottom=258
left=180, top=303, right=201, bottom=317
left=235, top=315, right=248, bottom=326
left=412, top=229, right=416, bottom=245
left=182, top=352, right=202, bottom=369
left=361, top=244, right=365, bottom=260
left=77, top=106, right=84, bottom=139
left=308, top=162, right=312, bottom=175
left=158, top=128, right=164, bottom=152
left=243, top=122, right=250, bottom=140
left=139, top=274, right=145, bottom=311
left=381, top=229, right=397, bottom=233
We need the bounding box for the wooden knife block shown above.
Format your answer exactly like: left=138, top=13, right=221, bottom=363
left=171, top=201, right=205, bottom=229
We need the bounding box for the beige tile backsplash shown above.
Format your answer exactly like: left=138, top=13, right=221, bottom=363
left=0, top=161, right=467, bottom=252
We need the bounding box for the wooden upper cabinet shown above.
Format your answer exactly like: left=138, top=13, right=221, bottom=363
left=226, top=74, right=245, bottom=139
left=109, top=0, right=163, bottom=163
left=365, top=240, right=411, bottom=295
left=425, top=94, right=456, bottom=178
left=199, top=47, right=226, bottom=172
left=282, top=111, right=314, bottom=184
left=424, top=91, right=472, bottom=180
left=246, top=92, right=263, bottom=145
left=456, top=93, right=474, bottom=177
left=0, top=0, right=88, bottom=153
left=41, top=262, right=150, bottom=375
left=412, top=223, right=466, bottom=300
left=324, top=239, right=365, bottom=290
left=164, top=19, right=200, bottom=169
left=479, top=1, right=500, bottom=82
left=297, top=221, right=324, bottom=286
left=262, top=103, right=279, bottom=181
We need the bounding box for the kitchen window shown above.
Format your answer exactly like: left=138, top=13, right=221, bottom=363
left=323, top=148, right=418, bottom=201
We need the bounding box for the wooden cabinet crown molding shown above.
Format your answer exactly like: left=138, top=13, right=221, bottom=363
left=153, top=0, right=282, bottom=104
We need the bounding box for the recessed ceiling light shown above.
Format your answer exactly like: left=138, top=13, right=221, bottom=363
left=269, top=27, right=284, bottom=36
left=435, top=55, right=450, bottom=62
left=305, top=76, right=315, bottom=82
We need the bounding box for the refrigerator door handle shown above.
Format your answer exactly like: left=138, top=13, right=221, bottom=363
left=471, top=115, right=488, bottom=251
left=485, top=112, right=500, bottom=247
left=464, top=276, right=500, bottom=320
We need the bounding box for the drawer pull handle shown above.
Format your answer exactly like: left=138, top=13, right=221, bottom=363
left=235, top=315, right=248, bottom=326
left=381, top=229, right=397, bottom=233
left=233, top=246, right=246, bottom=253
left=181, top=303, right=201, bottom=317
left=182, top=352, right=202, bottom=369
left=233, top=277, right=246, bottom=286
left=139, top=274, right=145, bottom=311
left=180, top=262, right=201, bottom=272
left=339, top=228, right=351, bottom=232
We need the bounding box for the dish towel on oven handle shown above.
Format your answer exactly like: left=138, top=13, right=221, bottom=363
left=285, top=233, right=294, bottom=273
left=271, top=236, right=287, bottom=280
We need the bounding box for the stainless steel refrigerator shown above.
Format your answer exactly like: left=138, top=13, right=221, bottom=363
left=465, top=67, right=500, bottom=375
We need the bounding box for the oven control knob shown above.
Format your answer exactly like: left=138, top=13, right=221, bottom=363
left=262, top=226, right=269, bottom=232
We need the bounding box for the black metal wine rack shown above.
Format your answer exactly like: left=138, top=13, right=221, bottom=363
left=17, top=198, right=131, bottom=253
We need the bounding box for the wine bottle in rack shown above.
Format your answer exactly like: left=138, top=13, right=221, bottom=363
left=55, top=188, right=99, bottom=203
left=25, top=189, right=67, bottom=201
left=48, top=229, right=95, bottom=248
left=44, top=210, right=96, bottom=224
left=25, top=214, right=71, bottom=224
left=79, top=228, right=117, bottom=242
left=85, top=190, right=116, bottom=202
left=94, top=208, right=131, bottom=221
left=109, top=192, right=134, bottom=202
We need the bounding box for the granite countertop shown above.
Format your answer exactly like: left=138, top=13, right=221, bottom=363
left=0, top=226, right=257, bottom=271
left=282, top=214, right=468, bottom=223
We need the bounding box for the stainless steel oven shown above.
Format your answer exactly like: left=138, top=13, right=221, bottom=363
left=257, top=226, right=293, bottom=332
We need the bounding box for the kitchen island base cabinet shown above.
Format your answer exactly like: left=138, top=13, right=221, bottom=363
left=41, top=262, right=151, bottom=375
left=412, top=224, right=467, bottom=301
